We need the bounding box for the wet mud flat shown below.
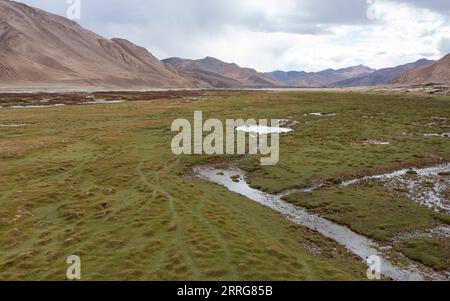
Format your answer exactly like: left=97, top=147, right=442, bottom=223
left=341, top=164, right=450, bottom=213
left=0, top=90, right=212, bottom=108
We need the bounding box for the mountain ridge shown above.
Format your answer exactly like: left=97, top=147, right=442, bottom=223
left=163, top=56, right=283, bottom=88
left=395, top=54, right=450, bottom=85
left=267, top=65, right=375, bottom=87
left=331, top=59, right=435, bottom=87
left=0, top=0, right=194, bottom=88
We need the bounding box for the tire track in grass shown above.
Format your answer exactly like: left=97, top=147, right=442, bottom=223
left=136, top=161, right=158, bottom=204
left=155, top=170, right=201, bottom=279
left=174, top=193, right=239, bottom=279
left=198, top=180, right=326, bottom=278
left=138, top=160, right=199, bottom=278
left=136, top=160, right=173, bottom=278
left=191, top=177, right=321, bottom=279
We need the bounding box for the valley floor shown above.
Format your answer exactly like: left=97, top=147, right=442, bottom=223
left=0, top=90, right=449, bottom=280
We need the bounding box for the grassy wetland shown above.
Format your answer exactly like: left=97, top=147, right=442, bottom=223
left=0, top=90, right=449, bottom=280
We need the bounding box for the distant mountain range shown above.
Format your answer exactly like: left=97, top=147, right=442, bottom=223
left=163, top=57, right=283, bottom=88
left=331, top=59, right=435, bottom=87
left=0, top=0, right=448, bottom=89
left=267, top=65, right=375, bottom=87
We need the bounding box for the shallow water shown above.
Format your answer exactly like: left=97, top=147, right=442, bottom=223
left=341, top=164, right=450, bottom=213
left=423, top=133, right=450, bottom=138
left=82, top=99, right=126, bottom=105
left=195, top=166, right=448, bottom=281
left=2, top=100, right=126, bottom=109
left=304, top=112, right=337, bottom=117
left=361, top=140, right=390, bottom=145
left=9, top=104, right=65, bottom=109
left=403, top=132, right=450, bottom=138
left=0, top=124, right=30, bottom=128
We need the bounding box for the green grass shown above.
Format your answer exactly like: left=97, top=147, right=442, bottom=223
left=283, top=186, right=441, bottom=242
left=395, top=237, right=450, bottom=271
left=1, top=90, right=449, bottom=279
left=0, top=92, right=368, bottom=280
left=236, top=92, right=450, bottom=194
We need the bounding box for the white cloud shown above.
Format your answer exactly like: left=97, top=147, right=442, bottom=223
left=439, top=38, right=450, bottom=55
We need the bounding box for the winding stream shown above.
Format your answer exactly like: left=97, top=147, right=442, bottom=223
left=341, top=164, right=450, bottom=213
left=194, top=166, right=449, bottom=281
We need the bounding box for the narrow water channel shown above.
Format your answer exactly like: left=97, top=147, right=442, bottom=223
left=194, top=166, right=449, bottom=281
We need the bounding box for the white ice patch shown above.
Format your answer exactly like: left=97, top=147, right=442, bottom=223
left=236, top=125, right=293, bottom=135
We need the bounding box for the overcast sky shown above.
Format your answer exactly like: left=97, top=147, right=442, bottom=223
left=17, top=0, right=450, bottom=72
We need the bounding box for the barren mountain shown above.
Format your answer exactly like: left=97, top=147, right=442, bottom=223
left=268, top=70, right=307, bottom=84
left=332, top=59, right=434, bottom=87
left=163, top=56, right=282, bottom=88
left=0, top=0, right=193, bottom=88
left=175, top=69, right=243, bottom=88
left=395, top=54, right=450, bottom=85
left=267, top=65, right=374, bottom=87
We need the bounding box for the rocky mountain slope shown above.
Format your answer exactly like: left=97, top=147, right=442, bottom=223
left=0, top=0, right=193, bottom=88
left=395, top=54, right=450, bottom=85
